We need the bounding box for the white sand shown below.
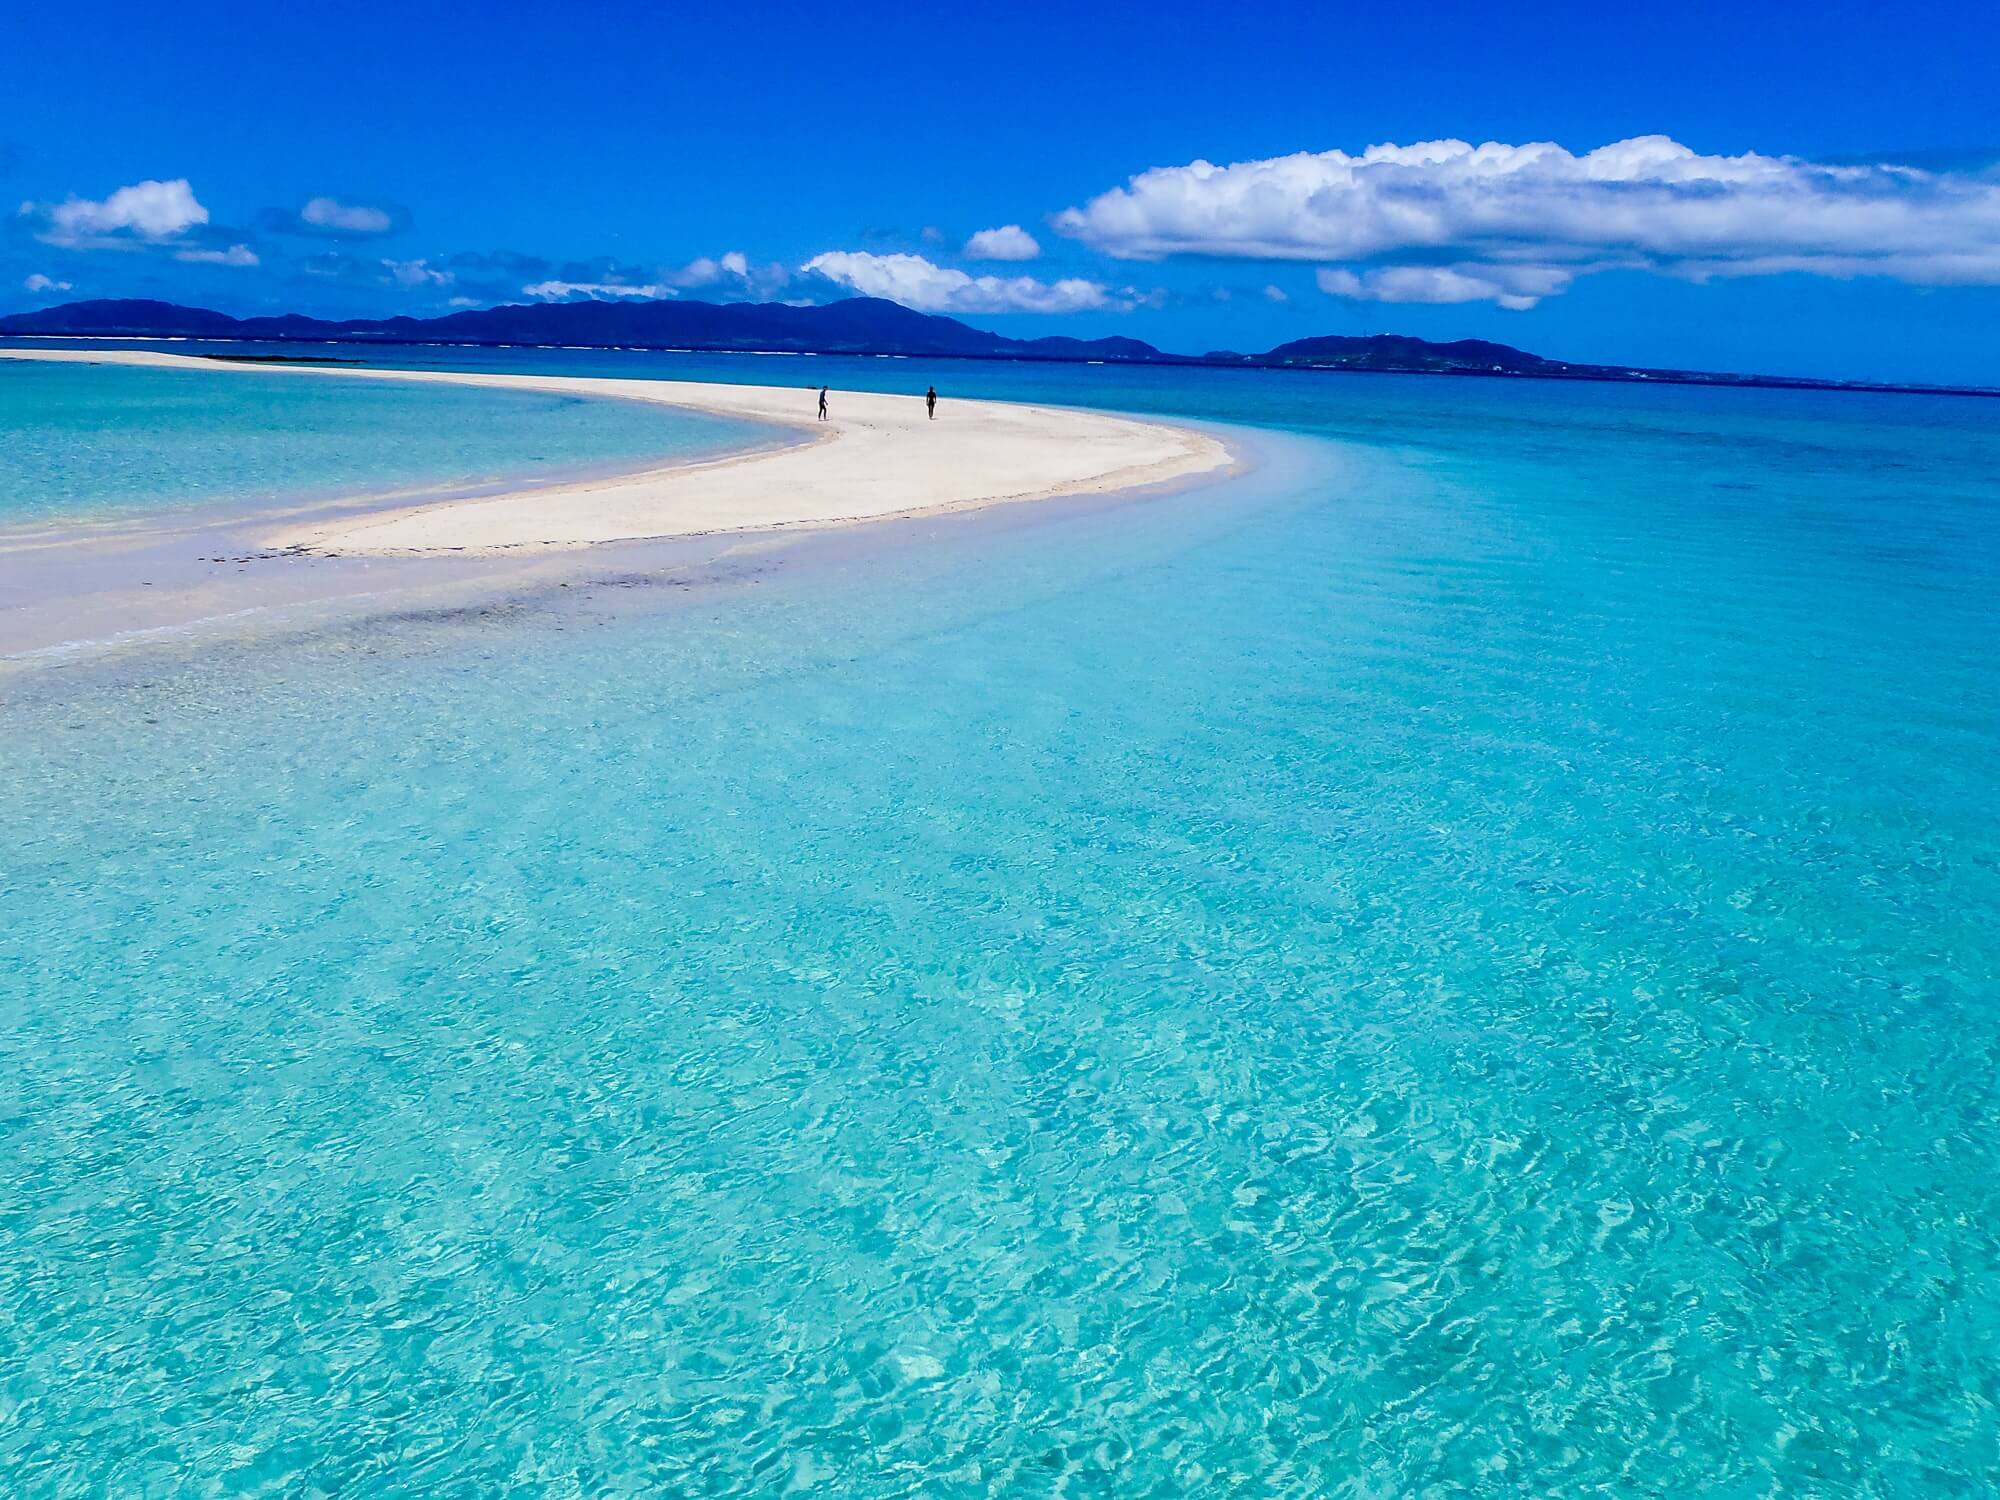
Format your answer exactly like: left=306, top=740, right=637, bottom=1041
left=3, top=348, right=1232, bottom=555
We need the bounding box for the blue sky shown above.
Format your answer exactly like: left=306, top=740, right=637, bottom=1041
left=7, top=0, right=2000, bottom=383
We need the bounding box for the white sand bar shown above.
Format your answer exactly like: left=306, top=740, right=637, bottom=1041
left=5, top=349, right=1232, bottom=555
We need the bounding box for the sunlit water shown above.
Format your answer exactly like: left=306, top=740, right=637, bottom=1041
left=0, top=356, right=754, bottom=529
left=2, top=349, right=1998, bottom=1495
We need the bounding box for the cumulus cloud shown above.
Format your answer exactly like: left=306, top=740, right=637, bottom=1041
left=1055, top=135, right=2000, bottom=307
left=676, top=249, right=790, bottom=296
left=963, top=224, right=1040, bottom=260
left=803, top=250, right=1120, bottom=314
left=175, top=242, right=260, bottom=267
left=24, top=273, right=72, bottom=293
left=1262, top=284, right=1288, bottom=302
left=672, top=250, right=745, bottom=287
left=301, top=196, right=393, bottom=234
left=38, top=178, right=208, bottom=245
left=22, top=178, right=274, bottom=275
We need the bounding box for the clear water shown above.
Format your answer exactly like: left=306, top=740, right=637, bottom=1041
left=0, top=356, right=756, bottom=529
left=2, top=353, right=1998, bottom=1495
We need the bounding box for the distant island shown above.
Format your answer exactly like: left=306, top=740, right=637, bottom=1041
left=3, top=297, right=1992, bottom=399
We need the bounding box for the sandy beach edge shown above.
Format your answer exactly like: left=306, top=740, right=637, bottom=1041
left=1, top=348, right=1235, bottom=556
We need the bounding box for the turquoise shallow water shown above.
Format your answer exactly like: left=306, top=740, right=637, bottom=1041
left=2, top=355, right=1998, bottom=1494
left=0, top=357, right=755, bottom=528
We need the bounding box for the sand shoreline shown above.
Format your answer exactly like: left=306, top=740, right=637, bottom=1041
left=3, top=349, right=1231, bottom=555
left=0, top=348, right=1237, bottom=667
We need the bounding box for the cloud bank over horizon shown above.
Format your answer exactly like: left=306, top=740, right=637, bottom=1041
left=1054, top=135, right=2000, bottom=308
left=21, top=136, right=2000, bottom=343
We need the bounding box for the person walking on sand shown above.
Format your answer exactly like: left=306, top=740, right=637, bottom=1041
left=925, top=385, right=938, bottom=420
left=817, top=386, right=829, bottom=421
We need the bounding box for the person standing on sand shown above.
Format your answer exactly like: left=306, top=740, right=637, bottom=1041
left=925, top=385, right=938, bottom=420
left=817, top=386, right=828, bottom=421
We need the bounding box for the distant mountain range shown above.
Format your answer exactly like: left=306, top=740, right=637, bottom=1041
left=0, top=297, right=1168, bottom=363
left=2, top=297, right=1990, bottom=397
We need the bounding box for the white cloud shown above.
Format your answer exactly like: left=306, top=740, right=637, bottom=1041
left=963, top=224, right=1040, bottom=261
left=27, top=179, right=264, bottom=274
left=384, top=258, right=452, bottom=287
left=1262, top=284, right=1288, bottom=302
left=1055, top=135, right=2000, bottom=307
left=523, top=279, right=670, bottom=301
left=1317, top=263, right=1572, bottom=311
left=447, top=296, right=479, bottom=308
left=176, top=242, right=259, bottom=267
left=42, top=178, right=208, bottom=245
left=803, top=250, right=1120, bottom=314
left=672, top=252, right=745, bottom=288
left=24, top=273, right=73, bottom=293
left=301, top=196, right=393, bottom=234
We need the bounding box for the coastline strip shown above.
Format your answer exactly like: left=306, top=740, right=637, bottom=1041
left=2, top=349, right=1233, bottom=555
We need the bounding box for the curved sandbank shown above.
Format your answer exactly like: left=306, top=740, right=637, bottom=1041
left=2, top=348, right=1233, bottom=555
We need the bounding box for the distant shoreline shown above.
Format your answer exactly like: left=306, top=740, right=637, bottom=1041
left=0, top=348, right=1229, bottom=554
left=191, top=343, right=2000, bottom=400
left=9, top=329, right=1997, bottom=401
left=6, top=293, right=1996, bottom=401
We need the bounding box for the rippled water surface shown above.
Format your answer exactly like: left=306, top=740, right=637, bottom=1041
left=3, top=356, right=1998, bottom=1495
left=0, top=355, right=754, bottom=527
